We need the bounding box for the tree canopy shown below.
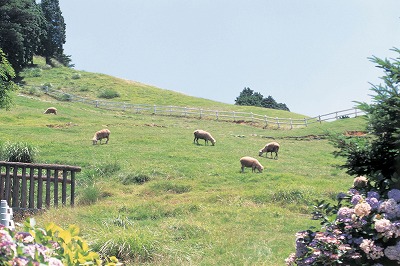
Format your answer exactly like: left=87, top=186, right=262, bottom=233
left=235, top=87, right=290, bottom=111
left=0, top=0, right=69, bottom=71
left=0, top=48, right=17, bottom=109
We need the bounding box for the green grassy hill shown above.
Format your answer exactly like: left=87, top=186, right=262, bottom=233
left=2, top=58, right=368, bottom=265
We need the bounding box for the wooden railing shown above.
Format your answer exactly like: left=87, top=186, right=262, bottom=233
left=20, top=86, right=366, bottom=128
left=0, top=161, right=81, bottom=211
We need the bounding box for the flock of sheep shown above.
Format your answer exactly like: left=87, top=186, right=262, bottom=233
left=44, top=107, right=279, bottom=173
left=192, top=129, right=280, bottom=173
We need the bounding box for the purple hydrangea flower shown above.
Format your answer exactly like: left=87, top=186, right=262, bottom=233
left=388, top=189, right=400, bottom=202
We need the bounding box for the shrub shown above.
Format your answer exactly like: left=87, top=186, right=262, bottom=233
left=71, top=73, right=81, bottom=79
left=98, top=89, right=120, bottom=99
left=0, top=218, right=121, bottom=265
left=94, top=162, right=121, bottom=178
left=0, top=141, right=38, bottom=162
left=120, top=173, right=150, bottom=185
left=287, top=47, right=400, bottom=265
left=78, top=184, right=101, bottom=205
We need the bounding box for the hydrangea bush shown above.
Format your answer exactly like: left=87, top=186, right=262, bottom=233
left=286, top=48, right=400, bottom=265
left=0, top=218, right=121, bottom=265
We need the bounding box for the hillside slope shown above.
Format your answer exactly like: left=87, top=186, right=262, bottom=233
left=19, top=57, right=308, bottom=120
left=0, top=59, right=368, bottom=265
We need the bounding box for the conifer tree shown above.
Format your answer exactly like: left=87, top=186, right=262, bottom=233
left=39, top=0, right=66, bottom=65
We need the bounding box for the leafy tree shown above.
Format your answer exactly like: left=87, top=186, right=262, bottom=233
left=0, top=0, right=46, bottom=71
left=333, top=48, right=400, bottom=193
left=287, top=47, right=400, bottom=266
left=39, top=0, right=68, bottom=66
left=0, top=48, right=17, bottom=110
left=235, top=87, right=290, bottom=111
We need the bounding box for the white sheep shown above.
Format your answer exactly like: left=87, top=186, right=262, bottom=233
left=92, top=129, right=111, bottom=145
left=44, top=107, right=57, bottom=115
left=259, top=142, right=280, bottom=159
left=240, top=156, right=264, bottom=173
left=193, top=129, right=216, bottom=146
left=353, top=176, right=368, bottom=188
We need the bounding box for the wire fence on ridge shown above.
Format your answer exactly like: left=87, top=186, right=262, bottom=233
left=21, top=86, right=366, bottom=129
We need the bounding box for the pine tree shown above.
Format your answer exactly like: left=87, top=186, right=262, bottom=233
left=39, top=0, right=66, bottom=65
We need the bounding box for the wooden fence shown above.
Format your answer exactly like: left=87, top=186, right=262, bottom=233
left=21, top=86, right=366, bottom=128
left=0, top=161, right=81, bottom=211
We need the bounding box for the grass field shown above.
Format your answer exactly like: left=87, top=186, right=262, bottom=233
left=1, top=58, right=368, bottom=265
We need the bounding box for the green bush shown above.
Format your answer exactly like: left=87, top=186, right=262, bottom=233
left=94, top=162, right=121, bottom=177
left=78, top=184, right=101, bottom=205
left=120, top=173, right=150, bottom=185
left=0, top=141, right=38, bottom=162
left=98, top=89, right=120, bottom=99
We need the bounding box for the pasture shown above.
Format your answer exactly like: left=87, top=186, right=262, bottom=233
left=1, top=60, right=368, bottom=265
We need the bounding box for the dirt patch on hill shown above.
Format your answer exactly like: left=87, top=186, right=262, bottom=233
left=344, top=131, right=367, bottom=136
left=46, top=122, right=78, bottom=129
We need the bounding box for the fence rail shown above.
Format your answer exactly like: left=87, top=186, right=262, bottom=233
left=21, top=86, right=366, bottom=128
left=0, top=161, right=81, bottom=211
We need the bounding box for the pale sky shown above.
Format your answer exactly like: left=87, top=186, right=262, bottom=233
left=59, top=1, right=400, bottom=117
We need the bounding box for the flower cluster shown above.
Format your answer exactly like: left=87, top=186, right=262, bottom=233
left=286, top=188, right=400, bottom=265
left=0, top=224, right=63, bottom=265
left=0, top=218, right=121, bottom=266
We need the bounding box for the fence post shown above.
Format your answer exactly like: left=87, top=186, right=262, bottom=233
left=264, top=115, right=268, bottom=127
left=216, top=111, right=219, bottom=121
left=318, top=115, right=322, bottom=123
left=355, top=108, right=358, bottom=117
left=276, top=117, right=280, bottom=129
left=251, top=112, right=254, bottom=122
left=290, top=118, right=293, bottom=129
left=95, top=101, right=99, bottom=108
left=335, top=112, right=338, bottom=120
left=200, top=109, right=203, bottom=119
left=154, top=105, right=157, bottom=114
left=304, top=118, right=308, bottom=127
left=233, top=111, right=236, bottom=121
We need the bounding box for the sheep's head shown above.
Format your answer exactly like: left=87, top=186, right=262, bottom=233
left=258, top=150, right=263, bottom=156
left=92, top=138, right=98, bottom=145
left=257, top=164, right=264, bottom=173
left=211, top=139, right=216, bottom=146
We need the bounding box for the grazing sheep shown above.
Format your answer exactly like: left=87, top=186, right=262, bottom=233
left=92, top=129, right=111, bottom=145
left=44, top=107, right=57, bottom=115
left=193, top=129, right=216, bottom=146
left=353, top=176, right=368, bottom=188
left=240, top=156, right=264, bottom=173
left=259, top=142, right=280, bottom=159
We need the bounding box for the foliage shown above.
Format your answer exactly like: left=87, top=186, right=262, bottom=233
left=0, top=48, right=18, bottom=110
left=287, top=48, right=400, bottom=265
left=0, top=141, right=38, bottom=163
left=120, top=173, right=151, bottom=185
left=235, top=87, right=290, bottom=111
left=38, top=0, right=67, bottom=66
left=0, top=0, right=46, bottom=71
left=0, top=218, right=121, bottom=265
left=98, top=89, right=120, bottom=99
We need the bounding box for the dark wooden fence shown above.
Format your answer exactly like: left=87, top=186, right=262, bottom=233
left=0, top=161, right=81, bottom=211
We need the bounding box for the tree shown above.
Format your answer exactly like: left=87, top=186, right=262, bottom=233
left=235, top=87, right=290, bottom=111
left=333, top=48, right=400, bottom=193
left=286, top=48, right=400, bottom=265
left=0, top=48, right=17, bottom=110
left=38, top=0, right=67, bottom=66
left=0, top=0, right=46, bottom=71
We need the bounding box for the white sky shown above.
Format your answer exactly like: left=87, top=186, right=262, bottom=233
left=59, top=1, right=400, bottom=117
